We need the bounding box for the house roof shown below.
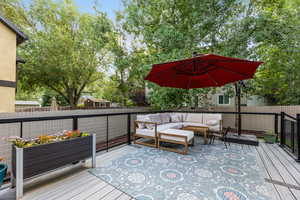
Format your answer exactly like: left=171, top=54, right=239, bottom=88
left=82, top=96, right=110, bottom=103
left=15, top=100, right=40, bottom=106
left=0, top=15, right=28, bottom=45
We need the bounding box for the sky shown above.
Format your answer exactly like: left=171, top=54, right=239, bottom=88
left=74, top=0, right=123, bottom=20
left=23, top=0, right=124, bottom=21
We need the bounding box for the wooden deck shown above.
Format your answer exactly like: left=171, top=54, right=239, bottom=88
left=255, top=142, right=300, bottom=200
left=0, top=145, right=134, bottom=200
left=0, top=142, right=300, bottom=200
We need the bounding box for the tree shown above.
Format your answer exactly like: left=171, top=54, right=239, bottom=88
left=2, top=0, right=113, bottom=107
left=120, top=0, right=258, bottom=109
left=250, top=0, right=300, bottom=105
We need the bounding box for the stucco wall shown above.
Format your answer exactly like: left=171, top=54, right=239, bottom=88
left=0, top=87, right=15, bottom=112
left=0, top=22, right=17, bottom=112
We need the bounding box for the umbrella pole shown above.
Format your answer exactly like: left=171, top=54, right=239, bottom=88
left=235, top=83, right=242, bottom=136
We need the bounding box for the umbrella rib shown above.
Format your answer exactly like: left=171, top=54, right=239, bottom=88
left=207, top=63, right=250, bottom=77
left=206, top=71, right=220, bottom=86
left=186, top=76, right=192, bottom=89
left=173, top=60, right=195, bottom=72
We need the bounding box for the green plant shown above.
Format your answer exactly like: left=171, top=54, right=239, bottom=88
left=265, top=131, right=276, bottom=135
left=81, top=132, right=90, bottom=137
left=264, top=131, right=277, bottom=144
left=8, top=130, right=90, bottom=148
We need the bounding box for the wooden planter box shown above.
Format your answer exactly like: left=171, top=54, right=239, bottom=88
left=11, top=134, right=96, bottom=199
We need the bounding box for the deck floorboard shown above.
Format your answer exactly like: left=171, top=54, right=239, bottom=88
left=1, top=142, right=300, bottom=200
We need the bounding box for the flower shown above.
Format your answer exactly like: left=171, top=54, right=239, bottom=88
left=7, top=130, right=89, bottom=148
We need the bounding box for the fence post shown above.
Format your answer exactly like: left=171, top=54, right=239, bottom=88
left=127, top=114, right=131, bottom=145
left=20, top=122, right=23, bottom=138
left=72, top=117, right=78, bottom=130
left=275, top=114, right=278, bottom=142
left=280, top=112, right=285, bottom=146
left=106, top=116, right=109, bottom=152
left=296, top=114, right=300, bottom=162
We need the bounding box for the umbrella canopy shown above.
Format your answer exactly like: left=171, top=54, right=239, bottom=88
left=145, top=54, right=263, bottom=89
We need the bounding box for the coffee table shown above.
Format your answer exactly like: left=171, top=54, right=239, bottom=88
left=182, top=126, right=209, bottom=144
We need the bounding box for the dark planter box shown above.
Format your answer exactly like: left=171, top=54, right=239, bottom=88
left=12, top=135, right=94, bottom=180
left=12, top=134, right=96, bottom=199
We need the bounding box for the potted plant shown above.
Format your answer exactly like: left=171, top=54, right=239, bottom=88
left=264, top=131, right=277, bottom=144
left=0, top=158, right=7, bottom=186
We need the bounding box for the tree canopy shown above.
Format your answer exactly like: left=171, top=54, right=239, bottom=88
left=2, top=0, right=113, bottom=107
left=1, top=0, right=300, bottom=108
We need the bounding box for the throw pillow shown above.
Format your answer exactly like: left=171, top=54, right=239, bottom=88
left=160, top=113, right=171, bottom=124
left=170, top=113, right=182, bottom=122
left=206, top=119, right=219, bottom=126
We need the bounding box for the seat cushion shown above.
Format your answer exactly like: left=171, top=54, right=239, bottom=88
left=135, top=128, right=155, bottom=137
left=159, top=128, right=194, bottom=142
left=208, top=125, right=220, bottom=132
left=182, top=122, right=208, bottom=128
left=185, top=113, right=203, bottom=123
left=136, top=115, right=150, bottom=129
left=202, top=114, right=222, bottom=124
left=157, top=123, right=183, bottom=131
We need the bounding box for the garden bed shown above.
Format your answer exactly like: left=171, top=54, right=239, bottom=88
left=12, top=135, right=93, bottom=179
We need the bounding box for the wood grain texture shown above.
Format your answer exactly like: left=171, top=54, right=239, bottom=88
left=4, top=141, right=300, bottom=200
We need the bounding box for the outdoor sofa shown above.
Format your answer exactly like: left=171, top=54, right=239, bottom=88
left=134, top=112, right=222, bottom=154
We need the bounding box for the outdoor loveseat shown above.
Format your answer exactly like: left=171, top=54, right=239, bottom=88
left=134, top=112, right=222, bottom=154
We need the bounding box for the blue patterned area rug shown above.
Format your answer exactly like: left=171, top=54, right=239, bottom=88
left=89, top=138, right=271, bottom=200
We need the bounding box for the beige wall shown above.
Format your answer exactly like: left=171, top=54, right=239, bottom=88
left=0, top=87, right=15, bottom=112
left=210, top=105, right=300, bottom=133
left=0, top=22, right=17, bottom=112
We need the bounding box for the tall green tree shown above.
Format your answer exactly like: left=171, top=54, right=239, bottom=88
left=250, top=0, right=300, bottom=105
left=121, top=0, right=258, bottom=109
left=1, top=0, right=113, bottom=107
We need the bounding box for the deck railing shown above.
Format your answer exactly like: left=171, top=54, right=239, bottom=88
left=280, top=112, right=300, bottom=161
left=0, top=109, right=290, bottom=182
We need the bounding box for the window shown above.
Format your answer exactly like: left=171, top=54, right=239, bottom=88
left=218, top=95, right=230, bottom=105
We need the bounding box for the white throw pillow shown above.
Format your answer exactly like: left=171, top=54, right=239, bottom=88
left=149, top=114, right=162, bottom=124
left=145, top=123, right=156, bottom=130
left=170, top=113, right=182, bottom=122
left=160, top=113, right=171, bottom=124
left=185, top=113, right=203, bottom=123
left=206, top=119, right=219, bottom=126
left=136, top=115, right=149, bottom=129
left=145, top=114, right=161, bottom=130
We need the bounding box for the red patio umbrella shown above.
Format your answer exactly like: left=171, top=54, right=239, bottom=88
left=145, top=54, right=263, bottom=135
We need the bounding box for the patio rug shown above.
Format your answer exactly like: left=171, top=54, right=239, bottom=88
left=89, top=138, right=271, bottom=200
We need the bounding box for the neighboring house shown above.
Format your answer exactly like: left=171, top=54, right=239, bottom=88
left=81, top=96, right=111, bottom=108
left=0, top=15, right=28, bottom=112
left=205, top=91, right=268, bottom=107
left=15, top=100, right=41, bottom=109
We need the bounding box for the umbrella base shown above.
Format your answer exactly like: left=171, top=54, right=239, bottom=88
left=226, top=133, right=259, bottom=146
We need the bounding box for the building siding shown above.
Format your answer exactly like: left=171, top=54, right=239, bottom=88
left=0, top=21, right=17, bottom=112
